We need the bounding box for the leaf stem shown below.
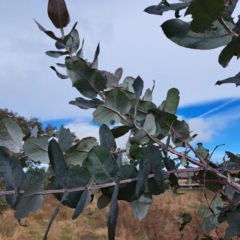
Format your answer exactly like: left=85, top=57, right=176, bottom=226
left=218, top=18, right=238, bottom=37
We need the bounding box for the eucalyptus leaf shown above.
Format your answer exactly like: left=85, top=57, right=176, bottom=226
left=224, top=206, right=240, bottom=240
left=144, top=146, right=165, bottom=193
left=65, top=137, right=98, bottom=166
left=47, top=0, right=70, bottom=29
left=143, top=88, right=153, bottom=101
left=0, top=118, right=23, bottom=153
left=195, top=143, right=209, bottom=160
left=219, top=35, right=240, bottom=67
left=66, top=56, right=107, bottom=99
left=121, top=76, right=135, bottom=92
left=93, top=89, right=133, bottom=125
left=143, top=113, right=156, bottom=135
left=48, top=139, right=69, bottom=188
left=91, top=43, right=100, bottom=69
left=56, top=63, right=66, bottom=68
left=132, top=76, right=144, bottom=99
left=55, top=37, right=73, bottom=49
left=198, top=195, right=224, bottom=232
left=72, top=190, right=93, bottom=219
left=69, top=29, right=80, bottom=53
left=0, top=146, right=25, bottom=196
left=130, top=192, right=152, bottom=220
left=85, top=146, right=122, bottom=184
left=58, top=125, right=72, bottom=152
left=215, top=72, right=240, bottom=86
left=99, top=124, right=117, bottom=151
left=135, top=159, right=149, bottom=196
left=46, top=51, right=69, bottom=58
left=102, top=71, right=120, bottom=88
left=76, top=38, right=84, bottom=58
left=97, top=194, right=111, bottom=209
left=24, top=136, right=49, bottom=164
left=107, top=183, right=119, bottom=240
left=114, top=67, right=123, bottom=81
left=50, top=166, right=91, bottom=208
left=69, top=97, right=103, bottom=109
left=162, top=88, right=179, bottom=114
left=15, top=177, right=44, bottom=219
left=43, top=190, right=69, bottom=240
left=34, top=20, right=77, bottom=43
left=179, top=213, right=192, bottom=231
left=185, top=0, right=225, bottom=33
left=161, top=19, right=233, bottom=50
left=50, top=66, right=69, bottom=79
left=111, top=125, right=132, bottom=139
left=144, top=3, right=189, bottom=15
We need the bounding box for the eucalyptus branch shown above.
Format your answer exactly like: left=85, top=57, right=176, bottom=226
left=0, top=167, right=203, bottom=196
left=60, top=27, right=73, bottom=57
left=218, top=18, right=238, bottom=37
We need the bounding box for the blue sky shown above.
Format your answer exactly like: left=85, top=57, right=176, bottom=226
left=1, top=0, right=240, bottom=163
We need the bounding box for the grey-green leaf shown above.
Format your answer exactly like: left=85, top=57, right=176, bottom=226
left=69, top=97, right=103, bottom=109
left=69, top=29, right=80, bottom=53
left=76, top=38, right=84, bottom=58
left=0, top=118, right=23, bottom=153
left=135, top=159, right=149, bottom=196
left=91, top=43, right=100, bottom=69
left=85, top=146, right=122, bottom=184
left=143, top=113, right=156, bottom=135
left=198, top=195, right=224, bottom=233
left=179, top=213, right=192, bottom=231
left=58, top=125, right=72, bottom=152
left=215, top=72, right=240, bottom=86
left=72, top=190, right=93, bottom=220
left=48, top=139, right=69, bottom=188
left=219, top=35, right=240, bottom=67
left=114, top=68, right=123, bottom=81
left=162, top=88, right=179, bottom=114
left=107, top=183, right=119, bottom=240
left=111, top=125, right=132, bottom=139
left=0, top=146, right=25, bottom=190
left=15, top=177, right=43, bottom=219
left=132, top=76, right=144, bottom=99
left=130, top=192, right=152, bottom=220
left=65, top=137, right=98, bottom=166
left=66, top=56, right=107, bottom=99
left=24, top=136, right=49, bottom=164
left=161, top=19, right=232, bottom=50
left=50, top=66, right=69, bottom=79
left=93, top=89, right=132, bottom=125
left=103, top=71, right=120, bottom=88
left=97, top=194, right=111, bottom=209
left=46, top=51, right=69, bottom=58
left=99, top=124, right=117, bottom=151
left=144, top=3, right=189, bottom=15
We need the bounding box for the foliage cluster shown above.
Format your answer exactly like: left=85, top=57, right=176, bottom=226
left=1, top=0, right=240, bottom=239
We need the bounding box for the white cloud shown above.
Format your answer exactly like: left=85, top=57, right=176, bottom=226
left=186, top=117, right=224, bottom=143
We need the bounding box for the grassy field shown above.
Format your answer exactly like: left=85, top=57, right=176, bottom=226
left=0, top=189, right=230, bottom=240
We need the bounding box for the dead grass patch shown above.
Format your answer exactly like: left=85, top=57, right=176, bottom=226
left=0, top=190, right=231, bottom=239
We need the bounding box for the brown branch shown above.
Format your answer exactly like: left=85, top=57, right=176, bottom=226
left=0, top=167, right=203, bottom=196
left=218, top=18, right=238, bottom=37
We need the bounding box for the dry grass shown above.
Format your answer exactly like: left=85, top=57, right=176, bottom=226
left=0, top=190, right=232, bottom=240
